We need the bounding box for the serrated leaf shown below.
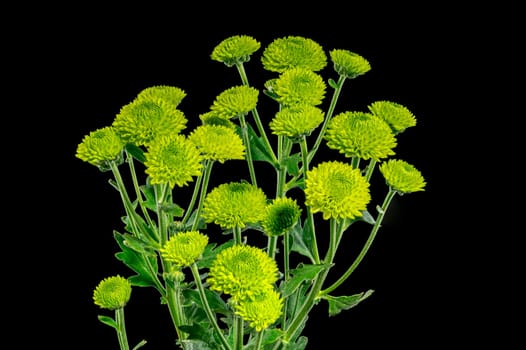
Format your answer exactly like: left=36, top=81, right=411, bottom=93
left=281, top=263, right=329, bottom=298
left=97, top=315, right=118, bottom=330
left=322, top=289, right=374, bottom=316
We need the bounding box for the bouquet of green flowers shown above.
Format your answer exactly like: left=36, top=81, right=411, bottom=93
left=76, top=34, right=426, bottom=350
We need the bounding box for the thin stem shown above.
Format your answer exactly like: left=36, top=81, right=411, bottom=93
left=109, top=162, right=141, bottom=237
left=190, top=263, right=231, bottom=350
left=238, top=114, right=258, bottom=186
left=320, top=188, right=397, bottom=296
left=363, top=159, right=377, bottom=182
left=253, top=330, right=264, bottom=350
left=233, top=316, right=244, bottom=350
left=182, top=167, right=204, bottom=226
left=115, top=307, right=130, bottom=350
left=234, top=226, right=243, bottom=245
left=191, top=160, right=214, bottom=230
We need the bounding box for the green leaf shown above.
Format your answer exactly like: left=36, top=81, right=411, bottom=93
left=321, top=289, right=374, bottom=316
left=97, top=315, right=118, bottom=330
left=197, top=240, right=235, bottom=269
left=161, top=202, right=184, bottom=217
left=131, top=340, right=147, bottom=350
left=177, top=338, right=215, bottom=350
left=178, top=324, right=216, bottom=347
left=125, top=143, right=146, bottom=163
left=359, top=210, right=376, bottom=225
left=288, top=335, right=309, bottom=350
left=282, top=153, right=301, bottom=176
left=183, top=288, right=230, bottom=315
left=113, top=231, right=159, bottom=289
left=290, top=220, right=314, bottom=262
left=281, top=263, right=329, bottom=298
left=328, top=78, right=339, bottom=89
left=245, top=124, right=275, bottom=164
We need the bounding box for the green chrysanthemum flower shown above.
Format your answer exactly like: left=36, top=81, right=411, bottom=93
left=207, top=244, right=279, bottom=300
left=329, top=49, right=371, bottom=79
left=305, top=161, right=371, bottom=220
left=211, top=35, right=261, bottom=67
left=93, top=275, right=132, bottom=310
left=76, top=126, right=124, bottom=168
left=144, top=134, right=202, bottom=188
left=160, top=230, right=209, bottom=267
left=262, top=197, right=302, bottom=237
left=261, top=36, right=327, bottom=73
left=379, top=159, right=426, bottom=194
left=325, top=111, right=397, bottom=161
left=201, top=182, right=268, bottom=229
left=112, top=97, right=187, bottom=146
left=210, top=85, right=259, bottom=120
left=189, top=124, right=245, bottom=163
left=269, top=104, right=325, bottom=139
left=137, top=85, right=187, bottom=108
left=273, top=67, right=326, bottom=107
left=232, top=288, right=284, bottom=332
left=368, top=100, right=417, bottom=134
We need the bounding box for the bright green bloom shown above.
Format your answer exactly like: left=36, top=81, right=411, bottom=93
left=93, top=275, right=132, bottom=310
left=329, top=49, right=371, bottom=79
left=305, top=161, right=371, bottom=220
left=232, top=288, right=284, bottom=332
left=210, top=85, right=259, bottom=119
left=137, top=85, right=187, bottom=108
left=262, top=197, right=302, bottom=237
left=269, top=104, right=325, bottom=139
left=144, top=134, right=202, bottom=188
left=189, top=124, right=245, bottom=163
left=273, top=67, right=326, bottom=107
left=211, top=35, right=261, bottom=67
left=325, top=111, right=397, bottom=161
left=160, top=231, right=209, bottom=267
left=261, top=36, right=327, bottom=73
left=368, top=100, right=416, bottom=134
left=379, top=159, right=426, bottom=194
left=112, top=97, right=187, bottom=146
left=207, top=244, right=279, bottom=300
left=76, top=126, right=124, bottom=168
left=201, top=182, right=267, bottom=229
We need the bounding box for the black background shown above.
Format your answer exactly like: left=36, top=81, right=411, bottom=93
left=17, top=3, right=514, bottom=349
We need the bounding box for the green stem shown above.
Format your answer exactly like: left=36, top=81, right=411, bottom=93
left=364, top=159, right=377, bottom=182
left=191, top=160, right=214, bottom=230
left=234, top=226, right=242, bottom=245
left=238, top=114, right=258, bottom=186
left=254, top=330, right=264, bottom=350
left=182, top=166, right=204, bottom=226
left=190, top=263, right=231, bottom=350
left=109, top=162, right=141, bottom=237
left=234, top=315, right=244, bottom=350
left=165, top=279, right=188, bottom=342
left=115, top=307, right=130, bottom=350
left=308, top=75, right=346, bottom=163
left=320, top=188, right=397, bottom=296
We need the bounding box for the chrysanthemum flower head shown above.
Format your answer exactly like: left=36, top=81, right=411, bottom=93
left=76, top=126, right=124, bottom=169
left=93, top=275, right=132, bottom=310
left=261, top=36, right=327, bottom=73
left=329, top=49, right=371, bottom=79
left=325, top=111, right=397, bottom=161
left=269, top=104, right=325, bottom=140
left=188, top=124, right=245, bottom=163
left=305, top=161, right=371, bottom=220
left=379, top=159, right=426, bottom=194
left=273, top=67, right=326, bottom=107
left=137, top=85, right=187, bottom=108
left=232, top=288, right=284, bottom=332
left=112, top=97, right=187, bottom=146
left=262, top=197, right=302, bottom=237
left=144, top=134, right=202, bottom=188
left=201, top=182, right=268, bottom=229
left=368, top=100, right=416, bottom=134
left=211, top=35, right=261, bottom=67
left=210, top=85, right=259, bottom=120
left=160, top=230, right=209, bottom=268
left=207, top=244, right=279, bottom=300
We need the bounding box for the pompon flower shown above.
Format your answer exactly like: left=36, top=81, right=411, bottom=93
left=189, top=124, right=245, bottom=163
left=379, top=159, right=426, bottom=194
left=262, top=197, right=302, bottom=237
left=211, top=35, right=261, bottom=67
left=325, top=111, right=397, bottom=161
left=76, top=126, right=124, bottom=169
left=273, top=68, right=326, bottom=107
left=207, top=244, right=279, bottom=300
left=269, top=104, right=325, bottom=139
left=93, top=275, right=132, bottom=310
left=160, top=231, right=209, bottom=267
left=210, top=85, right=259, bottom=120
left=329, top=49, right=371, bottom=79
left=261, top=36, right=327, bottom=73
left=144, top=134, right=202, bottom=188
left=368, top=100, right=416, bottom=134
left=137, top=85, right=187, bottom=108
left=232, top=288, right=284, bottom=332
left=305, top=161, right=371, bottom=220
left=112, top=97, right=187, bottom=146
left=201, top=182, right=267, bottom=229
